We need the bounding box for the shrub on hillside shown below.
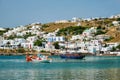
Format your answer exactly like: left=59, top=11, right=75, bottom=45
left=17, top=48, right=25, bottom=53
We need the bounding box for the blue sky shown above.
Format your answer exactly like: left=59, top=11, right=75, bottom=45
left=0, top=0, right=120, bottom=28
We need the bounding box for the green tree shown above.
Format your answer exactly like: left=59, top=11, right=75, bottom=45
left=42, top=24, right=49, bottom=28
left=7, top=35, right=16, bottom=39
left=6, top=41, right=11, bottom=47
left=24, top=32, right=36, bottom=39
left=53, top=42, right=60, bottom=49
left=117, top=18, right=120, bottom=21
left=56, top=26, right=87, bottom=36
left=111, top=47, right=116, bottom=51
left=17, top=48, right=25, bottom=53
left=104, top=37, right=113, bottom=42
left=34, top=38, right=46, bottom=46
left=34, top=40, right=42, bottom=46
left=0, top=28, right=11, bottom=35
left=116, top=44, right=120, bottom=50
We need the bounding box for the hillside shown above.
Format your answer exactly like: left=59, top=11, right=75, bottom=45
left=106, top=27, right=120, bottom=42
left=42, top=22, right=78, bottom=32
left=41, top=18, right=120, bottom=42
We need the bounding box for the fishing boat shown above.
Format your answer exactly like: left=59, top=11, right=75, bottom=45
left=60, top=52, right=85, bottom=59
left=60, top=42, right=85, bottom=59
left=60, top=30, right=86, bottom=59
left=31, top=58, right=52, bottom=63
left=26, top=54, right=52, bottom=63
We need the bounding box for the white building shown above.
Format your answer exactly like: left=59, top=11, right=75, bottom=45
left=14, top=38, right=26, bottom=43
left=0, top=28, right=6, bottom=31
left=82, top=27, right=96, bottom=36
left=110, top=14, right=120, bottom=18
left=26, top=36, right=38, bottom=42
left=16, top=32, right=24, bottom=36
left=45, top=42, right=55, bottom=51
left=31, top=24, right=41, bottom=30
left=106, top=43, right=119, bottom=49
left=21, top=42, right=34, bottom=49
left=72, top=17, right=81, bottom=22
left=96, top=35, right=110, bottom=42
left=71, top=35, right=83, bottom=41
left=47, top=36, right=65, bottom=42
left=112, top=21, right=120, bottom=26
left=55, top=20, right=69, bottom=23
left=0, top=36, right=4, bottom=41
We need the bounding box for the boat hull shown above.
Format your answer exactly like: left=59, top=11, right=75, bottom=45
left=31, top=59, right=52, bottom=63
left=60, top=53, right=85, bottom=59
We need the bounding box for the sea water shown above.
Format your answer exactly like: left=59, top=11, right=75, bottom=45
left=0, top=55, right=120, bottom=80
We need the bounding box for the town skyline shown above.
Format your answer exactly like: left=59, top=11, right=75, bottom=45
left=0, top=0, right=120, bottom=28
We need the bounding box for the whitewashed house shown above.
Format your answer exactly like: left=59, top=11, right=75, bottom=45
left=0, top=28, right=6, bottom=31
left=111, top=14, right=120, bottom=18
left=112, top=21, right=120, bottom=26
left=47, top=32, right=56, bottom=37
left=55, top=20, right=69, bottom=23
left=100, top=47, right=111, bottom=54
left=13, top=26, right=25, bottom=32
left=3, top=26, right=27, bottom=37
left=16, top=32, right=24, bottom=36
left=96, top=35, right=110, bottom=41
left=87, top=46, right=97, bottom=54
left=106, top=43, right=119, bottom=49
left=31, top=22, right=41, bottom=26
left=0, top=36, right=4, bottom=41
left=3, top=30, right=14, bottom=37
left=82, top=27, right=96, bottom=37
left=47, top=36, right=65, bottom=42
left=26, top=36, right=38, bottom=43
left=1, top=40, right=13, bottom=45
left=11, top=38, right=26, bottom=48
left=72, top=17, right=81, bottom=22
left=31, top=30, right=40, bottom=35
left=0, top=40, right=15, bottom=49
left=0, top=38, right=26, bottom=49
left=59, top=42, right=65, bottom=47
left=83, top=18, right=92, bottom=21
left=44, top=42, right=55, bottom=51
left=21, top=42, right=34, bottom=49
left=110, top=50, right=120, bottom=56
left=31, top=25, right=41, bottom=30
left=14, top=38, right=26, bottom=43
left=87, top=40, right=102, bottom=54
left=70, top=35, right=83, bottom=41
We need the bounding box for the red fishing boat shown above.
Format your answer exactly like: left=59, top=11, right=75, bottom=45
left=26, top=54, right=52, bottom=63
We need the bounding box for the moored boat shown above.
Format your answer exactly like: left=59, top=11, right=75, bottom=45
left=26, top=54, right=52, bottom=63
left=31, top=58, right=52, bottom=63
left=60, top=52, right=85, bottom=59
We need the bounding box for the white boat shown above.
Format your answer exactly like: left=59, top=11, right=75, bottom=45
left=26, top=54, right=52, bottom=63
left=31, top=58, right=52, bottom=63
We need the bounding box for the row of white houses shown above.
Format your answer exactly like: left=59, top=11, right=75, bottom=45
left=59, top=40, right=120, bottom=54
left=0, top=21, right=120, bottom=54
left=0, top=36, right=119, bottom=54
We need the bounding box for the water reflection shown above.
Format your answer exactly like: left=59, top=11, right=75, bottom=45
left=0, top=56, right=120, bottom=80
left=0, top=68, right=120, bottom=80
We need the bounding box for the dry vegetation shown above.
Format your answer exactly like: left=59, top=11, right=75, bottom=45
left=42, top=22, right=77, bottom=32
left=41, top=18, right=120, bottom=42
left=0, top=48, right=37, bottom=55
left=106, top=27, right=120, bottom=42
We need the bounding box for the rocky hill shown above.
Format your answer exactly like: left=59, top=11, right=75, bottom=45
left=41, top=17, right=120, bottom=42
left=41, top=22, right=77, bottom=32
left=106, top=27, right=120, bottom=42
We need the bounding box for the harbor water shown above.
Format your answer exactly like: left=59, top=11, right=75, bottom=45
left=0, top=55, right=120, bottom=80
